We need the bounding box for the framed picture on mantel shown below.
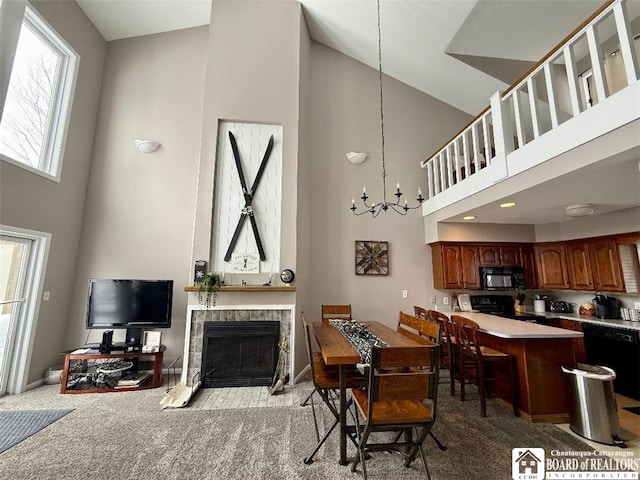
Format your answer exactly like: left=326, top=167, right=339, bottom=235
left=355, top=241, right=389, bottom=275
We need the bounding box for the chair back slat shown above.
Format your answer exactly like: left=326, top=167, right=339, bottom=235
left=369, top=345, right=439, bottom=405
left=399, top=310, right=440, bottom=345
left=322, top=304, right=352, bottom=324
left=377, top=374, right=430, bottom=401
left=398, top=311, right=422, bottom=334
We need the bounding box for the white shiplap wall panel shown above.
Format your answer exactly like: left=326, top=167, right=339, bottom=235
left=212, top=121, right=282, bottom=275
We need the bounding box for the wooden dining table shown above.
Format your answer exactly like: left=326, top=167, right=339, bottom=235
left=311, top=320, right=427, bottom=465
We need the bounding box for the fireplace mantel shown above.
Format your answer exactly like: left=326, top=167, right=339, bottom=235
left=183, top=285, right=295, bottom=293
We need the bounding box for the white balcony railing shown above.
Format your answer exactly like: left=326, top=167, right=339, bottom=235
left=421, top=0, right=640, bottom=215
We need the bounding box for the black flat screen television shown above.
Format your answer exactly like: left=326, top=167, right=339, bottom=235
left=86, top=279, right=173, bottom=346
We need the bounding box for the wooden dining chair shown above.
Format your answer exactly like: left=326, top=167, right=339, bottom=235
left=451, top=315, right=519, bottom=417
left=300, top=313, right=365, bottom=464
left=350, top=344, right=440, bottom=480
left=427, top=310, right=457, bottom=396
left=396, top=311, right=447, bottom=452
left=321, top=304, right=352, bottom=324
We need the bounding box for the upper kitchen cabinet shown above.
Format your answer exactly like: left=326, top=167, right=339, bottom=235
left=566, top=242, right=595, bottom=291
left=589, top=239, right=624, bottom=292
left=519, top=244, right=537, bottom=289
left=478, top=244, right=521, bottom=266
left=478, top=245, right=501, bottom=265
left=431, top=243, right=480, bottom=289
left=461, top=245, right=482, bottom=289
left=534, top=243, right=571, bottom=289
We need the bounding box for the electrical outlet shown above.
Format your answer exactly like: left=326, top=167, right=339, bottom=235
left=443, top=296, right=449, bottom=305
left=42, top=291, right=50, bottom=301
left=402, top=290, right=408, bottom=299
left=430, top=295, right=437, bottom=304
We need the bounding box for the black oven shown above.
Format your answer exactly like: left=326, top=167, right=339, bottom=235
left=480, top=266, right=526, bottom=291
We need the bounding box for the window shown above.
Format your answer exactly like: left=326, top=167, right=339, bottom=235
left=0, top=5, right=78, bottom=180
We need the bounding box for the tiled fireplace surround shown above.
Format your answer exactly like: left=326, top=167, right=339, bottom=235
left=181, top=304, right=295, bottom=386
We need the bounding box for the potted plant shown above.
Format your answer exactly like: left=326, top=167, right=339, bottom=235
left=197, top=272, right=223, bottom=308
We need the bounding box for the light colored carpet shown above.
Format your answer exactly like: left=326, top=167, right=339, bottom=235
left=0, top=409, right=73, bottom=453
left=0, top=384, right=591, bottom=479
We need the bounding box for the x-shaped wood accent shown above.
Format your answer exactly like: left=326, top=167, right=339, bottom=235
left=224, top=131, right=274, bottom=262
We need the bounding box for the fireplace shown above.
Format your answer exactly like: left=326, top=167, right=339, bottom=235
left=201, top=321, right=280, bottom=387
left=181, top=305, right=294, bottom=387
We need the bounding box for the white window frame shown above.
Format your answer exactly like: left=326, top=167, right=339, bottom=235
left=0, top=3, right=79, bottom=182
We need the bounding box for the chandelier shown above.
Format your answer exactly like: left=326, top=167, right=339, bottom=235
left=350, top=0, right=424, bottom=217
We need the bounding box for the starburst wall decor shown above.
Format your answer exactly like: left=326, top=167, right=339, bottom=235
left=355, top=241, right=389, bottom=275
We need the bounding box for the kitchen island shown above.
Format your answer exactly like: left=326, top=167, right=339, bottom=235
left=455, top=312, right=583, bottom=423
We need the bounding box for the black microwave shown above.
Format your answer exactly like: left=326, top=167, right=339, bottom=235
left=481, top=266, right=526, bottom=291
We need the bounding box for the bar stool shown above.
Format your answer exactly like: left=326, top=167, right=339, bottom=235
left=427, top=310, right=457, bottom=396
left=451, top=315, right=519, bottom=417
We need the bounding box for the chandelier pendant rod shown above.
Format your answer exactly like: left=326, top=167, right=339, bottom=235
left=350, top=0, right=425, bottom=217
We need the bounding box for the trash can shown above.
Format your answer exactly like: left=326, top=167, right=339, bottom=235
left=561, top=363, right=626, bottom=447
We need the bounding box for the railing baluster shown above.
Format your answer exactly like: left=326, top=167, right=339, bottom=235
left=586, top=25, right=609, bottom=103
left=481, top=114, right=491, bottom=164
left=527, top=78, right=541, bottom=139
left=471, top=122, right=480, bottom=172
left=462, top=130, right=471, bottom=177
left=512, top=91, right=525, bottom=148
left=427, top=159, right=434, bottom=198
left=563, top=44, right=582, bottom=117
left=543, top=63, right=559, bottom=128
left=613, top=0, right=639, bottom=85
left=439, top=150, right=446, bottom=192
left=446, top=145, right=454, bottom=187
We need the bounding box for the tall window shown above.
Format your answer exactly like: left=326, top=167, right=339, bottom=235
left=0, top=5, right=78, bottom=180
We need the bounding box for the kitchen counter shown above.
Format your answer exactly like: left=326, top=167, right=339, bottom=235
left=452, top=311, right=584, bottom=423
left=456, top=311, right=583, bottom=339
left=532, top=311, right=640, bottom=331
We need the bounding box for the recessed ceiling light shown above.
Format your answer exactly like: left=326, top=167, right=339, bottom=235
left=500, top=202, right=517, bottom=208
left=463, top=215, right=476, bottom=220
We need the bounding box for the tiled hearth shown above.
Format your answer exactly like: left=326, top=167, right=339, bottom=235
left=181, top=304, right=294, bottom=386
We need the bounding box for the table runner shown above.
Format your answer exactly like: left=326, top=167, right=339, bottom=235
left=328, top=320, right=388, bottom=363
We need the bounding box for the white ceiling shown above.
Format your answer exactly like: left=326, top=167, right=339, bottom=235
left=75, top=0, right=640, bottom=225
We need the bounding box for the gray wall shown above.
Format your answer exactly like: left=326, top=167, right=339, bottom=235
left=306, top=43, right=471, bottom=330
left=0, top=0, right=105, bottom=384
left=66, top=27, right=209, bottom=360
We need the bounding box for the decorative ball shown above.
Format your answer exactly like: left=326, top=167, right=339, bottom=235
left=280, top=268, right=295, bottom=284
left=579, top=302, right=595, bottom=316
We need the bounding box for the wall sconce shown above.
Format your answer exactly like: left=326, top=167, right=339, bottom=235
left=135, top=139, right=161, bottom=153
left=346, top=152, right=367, bottom=164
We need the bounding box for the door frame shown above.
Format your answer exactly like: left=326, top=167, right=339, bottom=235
left=0, top=225, right=50, bottom=394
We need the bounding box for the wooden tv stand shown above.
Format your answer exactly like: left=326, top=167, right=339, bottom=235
left=60, top=346, right=164, bottom=394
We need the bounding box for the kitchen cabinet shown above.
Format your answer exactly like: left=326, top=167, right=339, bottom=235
left=499, top=245, right=521, bottom=266
left=519, top=244, right=537, bottom=289
left=431, top=243, right=480, bottom=289
left=478, top=245, right=501, bottom=265
left=461, top=245, right=482, bottom=289
left=566, top=242, right=595, bottom=290
left=478, top=244, right=521, bottom=266
left=589, top=239, right=624, bottom=292
left=534, top=243, right=571, bottom=289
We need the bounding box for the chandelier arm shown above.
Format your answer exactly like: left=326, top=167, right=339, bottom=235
left=388, top=203, right=409, bottom=215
